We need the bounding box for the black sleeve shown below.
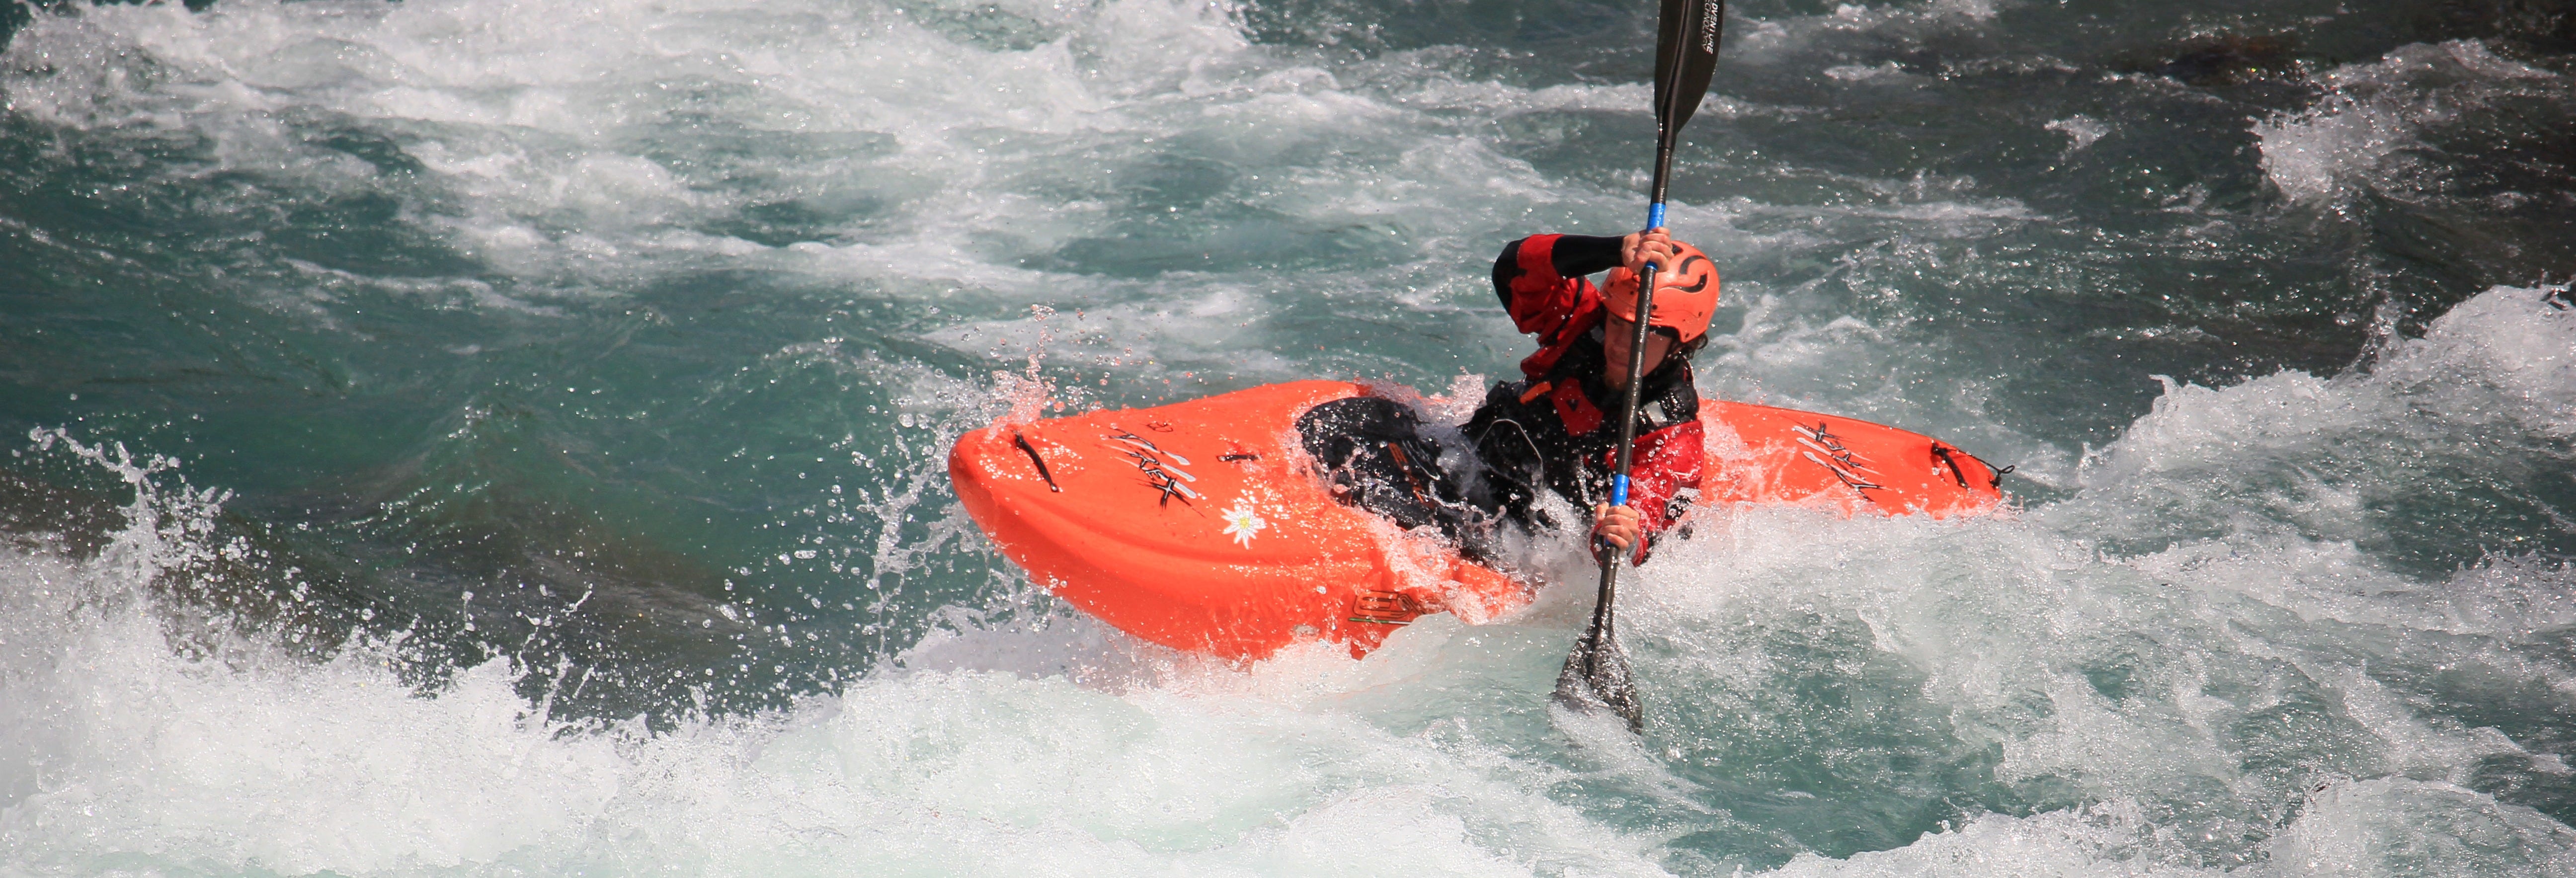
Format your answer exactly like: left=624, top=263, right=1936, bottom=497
left=1549, top=234, right=1625, bottom=278
left=1492, top=234, right=1627, bottom=310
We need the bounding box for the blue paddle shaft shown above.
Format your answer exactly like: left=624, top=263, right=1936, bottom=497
left=1600, top=205, right=1658, bottom=547
left=1628, top=197, right=1669, bottom=512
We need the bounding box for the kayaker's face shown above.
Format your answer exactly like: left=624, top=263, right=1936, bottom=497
left=1602, top=314, right=1677, bottom=387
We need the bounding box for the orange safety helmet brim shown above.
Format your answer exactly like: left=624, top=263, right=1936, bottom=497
left=1602, top=242, right=1719, bottom=343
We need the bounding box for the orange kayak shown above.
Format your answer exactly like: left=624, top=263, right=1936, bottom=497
left=949, top=381, right=2004, bottom=660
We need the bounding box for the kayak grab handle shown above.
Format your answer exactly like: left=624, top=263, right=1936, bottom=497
left=1013, top=432, right=1063, bottom=492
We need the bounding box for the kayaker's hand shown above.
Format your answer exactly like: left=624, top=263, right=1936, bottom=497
left=1619, top=228, right=1677, bottom=276
left=1592, top=503, right=1642, bottom=554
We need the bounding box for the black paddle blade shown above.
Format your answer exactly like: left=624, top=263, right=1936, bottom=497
left=1652, top=0, right=1724, bottom=134
left=1552, top=626, right=1644, bottom=733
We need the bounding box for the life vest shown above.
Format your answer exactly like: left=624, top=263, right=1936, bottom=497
left=1478, top=233, right=1708, bottom=556
left=1463, top=330, right=1704, bottom=558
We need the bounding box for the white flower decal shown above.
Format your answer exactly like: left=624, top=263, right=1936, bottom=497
left=1219, top=498, right=1268, bottom=548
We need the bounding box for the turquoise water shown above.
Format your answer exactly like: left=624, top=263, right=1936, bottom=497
left=4, top=0, right=2576, bottom=873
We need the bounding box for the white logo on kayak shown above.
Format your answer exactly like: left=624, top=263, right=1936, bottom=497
left=1108, top=431, right=1200, bottom=506
left=1794, top=421, right=1886, bottom=498
left=1220, top=497, right=1268, bottom=547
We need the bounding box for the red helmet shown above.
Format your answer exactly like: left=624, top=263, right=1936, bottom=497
left=1602, top=242, right=1719, bottom=343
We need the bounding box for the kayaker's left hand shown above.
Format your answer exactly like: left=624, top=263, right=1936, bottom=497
left=1619, top=228, right=1678, bottom=276
left=1592, top=503, right=1641, bottom=555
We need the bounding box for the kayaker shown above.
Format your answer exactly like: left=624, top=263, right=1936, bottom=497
left=1464, top=227, right=1716, bottom=563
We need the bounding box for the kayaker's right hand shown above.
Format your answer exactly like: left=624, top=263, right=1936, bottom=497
left=1592, top=503, right=1641, bottom=555
left=1620, top=228, right=1678, bottom=276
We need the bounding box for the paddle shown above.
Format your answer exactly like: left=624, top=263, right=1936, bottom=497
left=1551, top=0, right=1725, bottom=735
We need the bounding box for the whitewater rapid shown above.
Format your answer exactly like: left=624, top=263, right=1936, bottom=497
left=3, top=282, right=2571, bottom=875
left=6, top=0, right=2576, bottom=872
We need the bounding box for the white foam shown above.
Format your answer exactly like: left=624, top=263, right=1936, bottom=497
left=1823, top=62, right=1911, bottom=83
left=2267, top=779, right=2576, bottom=877
left=0, top=538, right=1659, bottom=870
left=2, top=559, right=1687, bottom=876
left=0, top=0, right=1232, bottom=280
left=2256, top=40, right=2566, bottom=205
left=0, top=430, right=1683, bottom=876
left=2054, top=284, right=2576, bottom=551
left=1765, top=804, right=2208, bottom=878
left=1606, top=284, right=2576, bottom=864
left=2375, top=282, right=2576, bottom=438
left=2047, top=115, right=2108, bottom=155
left=0, top=0, right=1633, bottom=297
